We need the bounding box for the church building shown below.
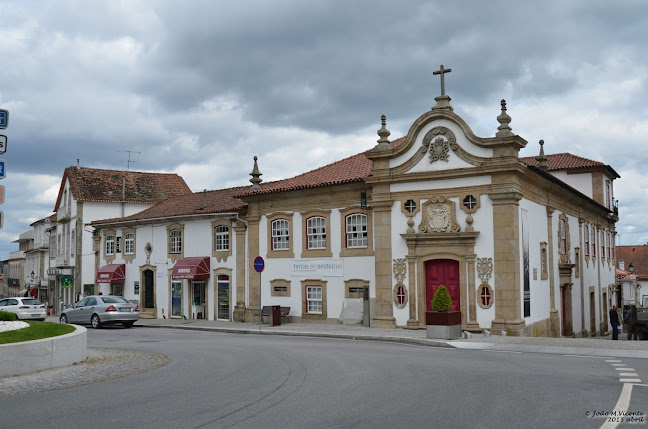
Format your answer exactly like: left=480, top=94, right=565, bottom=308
left=89, top=69, right=618, bottom=337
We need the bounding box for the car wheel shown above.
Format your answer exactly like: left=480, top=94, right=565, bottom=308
left=60, top=314, right=68, bottom=324
left=91, top=314, right=102, bottom=329
left=123, top=322, right=134, bottom=329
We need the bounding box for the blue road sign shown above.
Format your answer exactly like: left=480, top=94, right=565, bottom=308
left=254, top=256, right=265, bottom=273
left=0, top=109, right=8, bottom=129
left=0, top=135, right=6, bottom=154
left=0, top=160, right=5, bottom=179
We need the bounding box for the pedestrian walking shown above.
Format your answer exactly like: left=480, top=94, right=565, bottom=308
left=609, top=305, right=620, bottom=340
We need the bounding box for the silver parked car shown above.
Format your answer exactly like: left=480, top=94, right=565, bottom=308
left=0, top=297, right=47, bottom=321
left=59, top=295, right=139, bottom=329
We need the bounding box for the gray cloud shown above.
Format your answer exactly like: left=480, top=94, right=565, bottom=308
left=1, top=0, right=648, bottom=258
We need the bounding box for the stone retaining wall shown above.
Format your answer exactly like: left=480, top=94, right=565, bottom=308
left=0, top=325, right=87, bottom=377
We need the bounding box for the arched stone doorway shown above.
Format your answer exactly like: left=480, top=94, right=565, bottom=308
left=139, top=265, right=157, bottom=318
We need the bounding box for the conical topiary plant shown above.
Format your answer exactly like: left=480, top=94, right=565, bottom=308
left=431, top=285, right=452, bottom=312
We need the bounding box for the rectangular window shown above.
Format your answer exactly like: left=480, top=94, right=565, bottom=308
left=170, top=229, right=182, bottom=254
left=306, top=286, right=322, bottom=314
left=584, top=225, right=589, bottom=256
left=124, top=233, right=134, bottom=254
left=106, top=234, right=115, bottom=255
left=307, top=217, right=326, bottom=249
left=71, top=230, right=76, bottom=257
left=606, top=180, right=611, bottom=209
left=606, top=232, right=611, bottom=258
left=346, top=214, right=368, bottom=248
left=591, top=227, right=596, bottom=257
left=116, top=236, right=121, bottom=253
left=272, top=219, right=290, bottom=250
left=600, top=231, right=605, bottom=258
left=214, top=225, right=229, bottom=251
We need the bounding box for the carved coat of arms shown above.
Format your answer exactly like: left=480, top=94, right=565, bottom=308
left=428, top=137, right=450, bottom=162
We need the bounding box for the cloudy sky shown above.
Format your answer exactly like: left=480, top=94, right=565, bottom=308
left=1, top=0, right=647, bottom=260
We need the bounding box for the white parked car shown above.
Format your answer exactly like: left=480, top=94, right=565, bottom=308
left=0, top=297, right=47, bottom=321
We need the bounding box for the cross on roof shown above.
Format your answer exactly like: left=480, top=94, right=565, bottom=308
left=433, top=64, right=452, bottom=96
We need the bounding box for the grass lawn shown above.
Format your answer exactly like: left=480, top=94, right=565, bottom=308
left=0, top=321, right=76, bottom=345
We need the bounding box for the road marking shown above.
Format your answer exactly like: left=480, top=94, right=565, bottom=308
left=480, top=350, right=522, bottom=354
left=611, top=363, right=626, bottom=366
left=619, top=378, right=640, bottom=382
left=615, top=368, right=635, bottom=372
left=600, top=383, right=633, bottom=429
left=606, top=359, right=622, bottom=362
left=564, top=354, right=608, bottom=358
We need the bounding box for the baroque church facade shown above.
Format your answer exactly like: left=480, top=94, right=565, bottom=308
left=86, top=76, right=618, bottom=337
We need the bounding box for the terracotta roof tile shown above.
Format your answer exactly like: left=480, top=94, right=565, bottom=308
left=56, top=167, right=192, bottom=210
left=91, top=186, right=247, bottom=225
left=239, top=137, right=406, bottom=197
left=616, top=245, right=648, bottom=280
left=521, top=153, right=605, bottom=170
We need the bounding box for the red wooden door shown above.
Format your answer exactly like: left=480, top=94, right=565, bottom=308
left=425, top=259, right=460, bottom=311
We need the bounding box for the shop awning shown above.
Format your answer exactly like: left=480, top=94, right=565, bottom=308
left=96, top=264, right=126, bottom=283
left=172, top=257, right=210, bottom=280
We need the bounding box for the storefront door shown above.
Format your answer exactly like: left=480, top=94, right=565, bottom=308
left=171, top=281, right=182, bottom=318
left=217, top=275, right=230, bottom=320
left=192, top=281, right=205, bottom=319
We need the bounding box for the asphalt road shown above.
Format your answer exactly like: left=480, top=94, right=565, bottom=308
left=1, top=327, right=647, bottom=429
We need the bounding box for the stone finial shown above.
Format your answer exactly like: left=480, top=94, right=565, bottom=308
left=375, top=114, right=391, bottom=151
left=496, top=99, right=513, bottom=137
left=536, top=139, right=548, bottom=170
left=249, top=156, right=262, bottom=191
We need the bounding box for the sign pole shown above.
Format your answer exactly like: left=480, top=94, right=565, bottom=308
left=259, top=271, right=262, bottom=330
left=253, top=256, right=265, bottom=330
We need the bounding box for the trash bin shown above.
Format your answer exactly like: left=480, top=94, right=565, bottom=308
left=271, top=305, right=281, bottom=326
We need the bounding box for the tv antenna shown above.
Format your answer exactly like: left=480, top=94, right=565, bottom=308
left=119, top=150, right=141, bottom=171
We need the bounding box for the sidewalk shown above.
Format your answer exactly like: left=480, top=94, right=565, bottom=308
left=133, top=317, right=648, bottom=359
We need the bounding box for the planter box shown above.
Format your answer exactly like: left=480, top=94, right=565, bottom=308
left=426, top=311, right=461, bottom=340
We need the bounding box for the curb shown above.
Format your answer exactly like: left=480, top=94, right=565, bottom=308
left=138, top=324, right=457, bottom=349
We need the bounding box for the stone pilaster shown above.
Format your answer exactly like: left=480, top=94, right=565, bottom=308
left=244, top=218, right=260, bottom=322
left=546, top=207, right=560, bottom=337
left=489, top=192, right=526, bottom=335
left=371, top=200, right=396, bottom=328
left=405, top=254, right=419, bottom=329
left=233, top=220, right=247, bottom=322
left=465, top=254, right=480, bottom=331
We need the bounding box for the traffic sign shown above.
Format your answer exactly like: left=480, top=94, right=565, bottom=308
left=0, top=135, right=6, bottom=153
left=0, top=211, right=3, bottom=229
left=0, top=109, right=7, bottom=129
left=253, top=256, right=265, bottom=273
left=0, top=185, right=4, bottom=204
left=0, top=160, right=4, bottom=179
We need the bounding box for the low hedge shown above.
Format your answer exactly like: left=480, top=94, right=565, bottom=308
left=0, top=310, right=18, bottom=321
